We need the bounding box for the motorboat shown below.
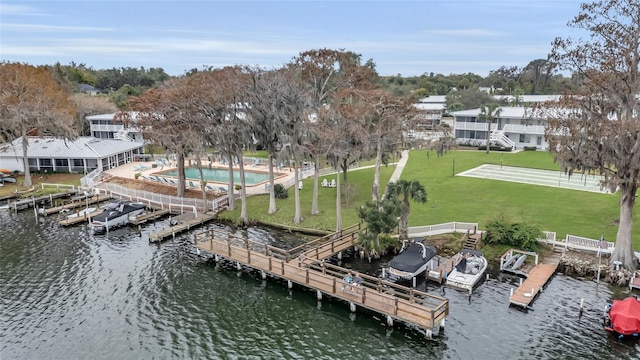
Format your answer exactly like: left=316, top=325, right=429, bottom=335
left=66, top=207, right=98, bottom=219
left=1, top=175, right=16, bottom=183
left=446, top=249, right=488, bottom=291
left=604, top=297, right=640, bottom=338
left=89, top=200, right=145, bottom=233
left=387, top=240, right=438, bottom=281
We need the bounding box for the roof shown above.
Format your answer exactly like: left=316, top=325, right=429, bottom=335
left=0, top=137, right=144, bottom=159
left=86, top=111, right=140, bottom=122
left=413, top=103, right=445, bottom=111
left=418, top=95, right=446, bottom=103
left=451, top=107, right=534, bottom=119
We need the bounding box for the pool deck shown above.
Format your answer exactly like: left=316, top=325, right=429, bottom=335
left=105, top=159, right=297, bottom=196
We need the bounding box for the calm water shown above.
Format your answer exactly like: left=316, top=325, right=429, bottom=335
left=158, top=167, right=270, bottom=185
left=1, top=210, right=639, bottom=360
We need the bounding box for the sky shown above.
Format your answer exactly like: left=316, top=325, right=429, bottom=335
left=0, top=1, right=587, bottom=77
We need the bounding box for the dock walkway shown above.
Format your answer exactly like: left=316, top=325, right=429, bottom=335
left=508, top=252, right=561, bottom=308
left=58, top=208, right=104, bottom=226
left=130, top=209, right=171, bottom=226
left=427, top=254, right=463, bottom=284
left=148, top=197, right=229, bottom=242
left=10, top=190, right=77, bottom=210
left=41, top=195, right=111, bottom=216
left=194, top=226, right=449, bottom=336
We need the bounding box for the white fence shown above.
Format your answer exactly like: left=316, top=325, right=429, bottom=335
left=409, top=223, right=628, bottom=256
left=94, top=182, right=228, bottom=215
left=408, top=222, right=478, bottom=238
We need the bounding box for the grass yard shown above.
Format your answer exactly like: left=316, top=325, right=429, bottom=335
left=221, top=149, right=639, bottom=249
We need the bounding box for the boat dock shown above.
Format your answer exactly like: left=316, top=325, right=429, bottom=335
left=427, top=254, right=463, bottom=284
left=194, top=227, right=449, bottom=337
left=148, top=197, right=228, bottom=242
left=130, top=209, right=171, bottom=225
left=58, top=208, right=105, bottom=226
left=41, top=195, right=112, bottom=216
left=9, top=190, right=77, bottom=211
left=508, top=252, right=561, bottom=309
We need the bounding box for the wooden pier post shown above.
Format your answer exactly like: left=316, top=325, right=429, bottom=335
left=386, top=315, right=394, bottom=327
left=287, top=280, right=293, bottom=289
left=316, top=290, right=322, bottom=300
left=261, top=270, right=267, bottom=280
left=349, top=302, right=356, bottom=313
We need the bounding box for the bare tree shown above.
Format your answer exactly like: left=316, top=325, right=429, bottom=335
left=292, top=49, right=376, bottom=218
left=0, top=63, right=78, bottom=186
left=245, top=67, right=290, bottom=214
left=128, top=78, right=201, bottom=197
left=544, top=0, right=640, bottom=271
left=359, top=89, right=412, bottom=202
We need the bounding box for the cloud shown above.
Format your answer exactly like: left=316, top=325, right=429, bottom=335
left=1, top=23, right=113, bottom=32
left=0, top=4, right=37, bottom=15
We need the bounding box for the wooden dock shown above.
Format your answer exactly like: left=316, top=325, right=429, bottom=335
left=41, top=195, right=111, bottom=216
left=427, top=253, right=463, bottom=284
left=58, top=209, right=104, bottom=226
left=10, top=190, right=77, bottom=210
left=130, top=209, right=171, bottom=225
left=194, top=228, right=449, bottom=335
left=148, top=212, right=216, bottom=242
left=508, top=252, right=561, bottom=308
left=148, top=198, right=228, bottom=243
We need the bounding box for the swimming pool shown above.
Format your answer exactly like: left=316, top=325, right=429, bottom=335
left=158, top=167, right=274, bottom=185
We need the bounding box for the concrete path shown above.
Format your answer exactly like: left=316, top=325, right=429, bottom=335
left=388, top=150, right=409, bottom=183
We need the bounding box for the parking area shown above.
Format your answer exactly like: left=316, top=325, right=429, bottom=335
left=457, top=164, right=613, bottom=194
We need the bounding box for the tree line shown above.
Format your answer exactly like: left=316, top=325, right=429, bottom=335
left=0, top=0, right=637, bottom=271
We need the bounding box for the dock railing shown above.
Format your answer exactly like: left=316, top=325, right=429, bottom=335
left=93, top=182, right=226, bottom=215
left=194, top=228, right=449, bottom=330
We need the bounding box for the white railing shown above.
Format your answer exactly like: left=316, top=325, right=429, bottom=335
left=94, top=182, right=228, bottom=215
left=80, top=168, right=102, bottom=188
left=490, top=130, right=516, bottom=148
left=41, top=183, right=76, bottom=190
left=502, top=123, right=546, bottom=135
left=408, top=222, right=478, bottom=238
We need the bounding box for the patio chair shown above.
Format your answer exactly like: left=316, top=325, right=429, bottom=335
left=321, top=179, right=328, bottom=188
left=253, top=159, right=261, bottom=166
left=168, top=179, right=177, bottom=185
left=206, top=184, right=216, bottom=192
left=218, top=186, right=228, bottom=193
left=328, top=179, right=336, bottom=188
left=298, top=181, right=303, bottom=190
left=188, top=181, right=197, bottom=188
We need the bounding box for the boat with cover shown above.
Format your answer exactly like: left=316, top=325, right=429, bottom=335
left=604, top=296, right=640, bottom=338
left=387, top=240, right=438, bottom=281
left=89, top=200, right=145, bottom=233
left=446, top=249, right=488, bottom=291
left=66, top=207, right=98, bottom=219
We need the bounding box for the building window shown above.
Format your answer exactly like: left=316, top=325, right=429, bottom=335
left=537, top=136, right=542, bottom=146
left=519, top=134, right=525, bottom=143
left=55, top=159, right=68, bottom=167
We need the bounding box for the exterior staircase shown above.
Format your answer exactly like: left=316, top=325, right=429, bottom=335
left=115, top=129, right=134, bottom=142
left=490, top=129, right=515, bottom=149
left=463, top=227, right=483, bottom=250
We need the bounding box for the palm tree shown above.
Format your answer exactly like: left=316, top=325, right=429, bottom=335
left=385, top=180, right=427, bottom=241
left=479, top=103, right=503, bottom=154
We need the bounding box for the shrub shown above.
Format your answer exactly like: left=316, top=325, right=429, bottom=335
left=134, top=172, right=141, bottom=179
left=273, top=183, right=288, bottom=199
left=484, top=216, right=543, bottom=251
left=523, top=146, right=537, bottom=151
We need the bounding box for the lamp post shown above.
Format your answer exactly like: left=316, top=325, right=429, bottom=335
left=500, top=147, right=505, bottom=170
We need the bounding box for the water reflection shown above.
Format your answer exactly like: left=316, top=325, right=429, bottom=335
left=0, top=211, right=638, bottom=359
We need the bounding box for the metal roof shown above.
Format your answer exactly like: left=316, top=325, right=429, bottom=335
left=0, top=137, right=144, bottom=159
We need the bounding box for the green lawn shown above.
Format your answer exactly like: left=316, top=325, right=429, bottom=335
left=220, top=149, right=639, bottom=249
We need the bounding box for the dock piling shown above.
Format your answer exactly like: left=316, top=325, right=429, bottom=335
left=349, top=302, right=356, bottom=313
left=386, top=315, right=394, bottom=327
left=287, top=280, right=293, bottom=289
left=261, top=270, right=266, bottom=280
left=316, top=290, right=322, bottom=301
left=579, top=298, right=584, bottom=314
left=412, top=277, right=416, bottom=288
